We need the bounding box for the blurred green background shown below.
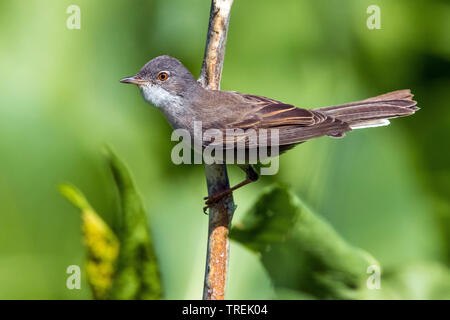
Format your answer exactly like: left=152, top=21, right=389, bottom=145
left=0, top=0, right=449, bottom=299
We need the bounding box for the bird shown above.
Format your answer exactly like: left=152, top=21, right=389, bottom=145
left=120, top=55, right=419, bottom=212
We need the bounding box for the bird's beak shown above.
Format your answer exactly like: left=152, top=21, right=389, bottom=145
left=120, top=75, right=148, bottom=85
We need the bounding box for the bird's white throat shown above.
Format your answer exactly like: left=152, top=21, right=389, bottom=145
left=139, top=84, right=183, bottom=110
left=139, top=83, right=189, bottom=130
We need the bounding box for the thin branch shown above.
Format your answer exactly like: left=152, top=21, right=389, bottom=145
left=198, top=0, right=235, bottom=300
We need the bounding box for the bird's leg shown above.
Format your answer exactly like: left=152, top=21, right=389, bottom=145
left=203, top=165, right=259, bottom=213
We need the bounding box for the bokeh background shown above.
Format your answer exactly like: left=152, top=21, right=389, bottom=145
left=0, top=0, right=449, bottom=299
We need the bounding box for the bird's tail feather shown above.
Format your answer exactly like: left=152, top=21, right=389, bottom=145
left=314, top=90, right=419, bottom=129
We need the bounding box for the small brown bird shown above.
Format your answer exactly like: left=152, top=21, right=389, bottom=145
left=121, top=55, right=419, bottom=211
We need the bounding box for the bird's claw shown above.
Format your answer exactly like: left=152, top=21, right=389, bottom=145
left=202, top=193, right=226, bottom=214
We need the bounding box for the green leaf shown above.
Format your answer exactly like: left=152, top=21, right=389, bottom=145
left=60, top=147, right=163, bottom=300
left=60, top=184, right=120, bottom=300
left=104, top=146, right=162, bottom=300
left=230, top=185, right=379, bottom=299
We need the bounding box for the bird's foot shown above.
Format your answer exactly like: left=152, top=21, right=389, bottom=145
left=203, top=190, right=232, bottom=214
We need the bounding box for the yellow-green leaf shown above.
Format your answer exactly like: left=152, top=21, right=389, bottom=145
left=60, top=184, right=119, bottom=300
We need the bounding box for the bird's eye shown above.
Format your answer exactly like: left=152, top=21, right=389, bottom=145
left=157, top=71, right=169, bottom=81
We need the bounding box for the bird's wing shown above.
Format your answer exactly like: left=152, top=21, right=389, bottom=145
left=204, top=93, right=351, bottom=149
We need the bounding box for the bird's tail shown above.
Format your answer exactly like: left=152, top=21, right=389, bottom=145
left=314, top=89, right=419, bottom=129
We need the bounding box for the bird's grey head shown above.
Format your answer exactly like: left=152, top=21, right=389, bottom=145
left=120, top=55, right=199, bottom=109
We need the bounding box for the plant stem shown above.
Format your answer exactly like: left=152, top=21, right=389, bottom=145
left=198, top=0, right=235, bottom=300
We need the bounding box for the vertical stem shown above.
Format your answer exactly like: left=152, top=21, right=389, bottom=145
left=198, top=0, right=235, bottom=300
